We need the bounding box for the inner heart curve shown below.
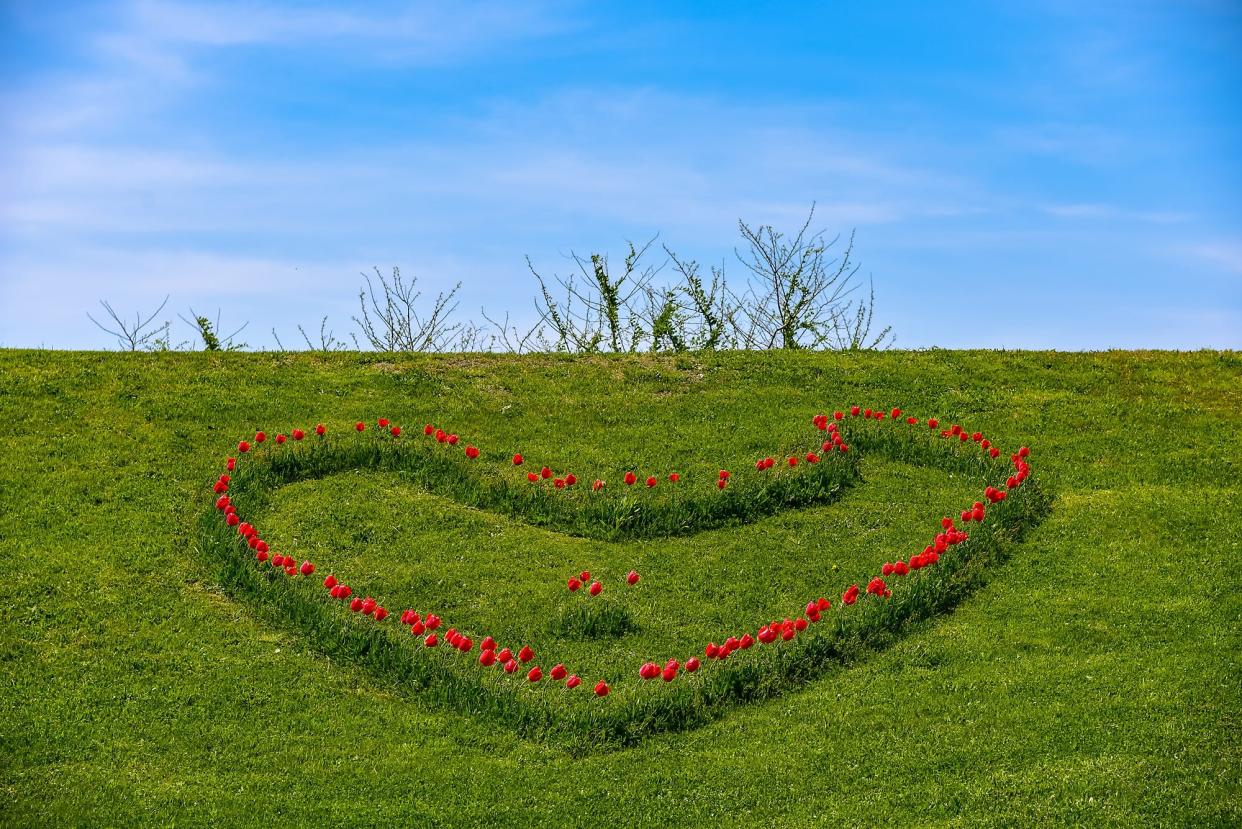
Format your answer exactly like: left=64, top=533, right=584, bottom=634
left=199, top=407, right=1049, bottom=751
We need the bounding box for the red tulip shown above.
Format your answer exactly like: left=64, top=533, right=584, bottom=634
left=594, top=681, right=609, bottom=697
left=739, top=633, right=754, bottom=649
left=794, top=617, right=808, bottom=631
left=838, top=444, right=849, bottom=453
left=215, top=495, right=229, bottom=510
left=662, top=665, right=678, bottom=682
left=645, top=475, right=657, bottom=487
left=270, top=553, right=283, bottom=566
left=989, top=447, right=1001, bottom=458
left=390, top=426, right=401, bottom=437
left=254, top=431, right=266, bottom=443
left=349, top=598, right=363, bottom=612
left=496, top=648, right=513, bottom=663
left=833, top=411, right=843, bottom=420
left=275, top=434, right=286, bottom=444
left=567, top=577, right=581, bottom=592
left=458, top=636, right=473, bottom=652
left=805, top=452, right=819, bottom=463
left=685, top=657, right=701, bottom=672
left=425, top=614, right=441, bottom=629
left=527, top=666, right=543, bottom=682
left=374, top=607, right=388, bottom=622
left=580, top=570, right=591, bottom=581
left=237, top=440, right=250, bottom=453
left=554, top=478, right=566, bottom=489
left=719, top=469, right=731, bottom=480
left=867, top=577, right=887, bottom=596
left=292, top=429, right=305, bottom=440
left=541, top=466, right=553, bottom=479
left=972, top=431, right=982, bottom=442
left=864, top=408, right=873, bottom=418
left=513, top=453, right=524, bottom=465
left=716, top=479, right=727, bottom=490
left=565, top=473, right=577, bottom=486
left=361, top=597, right=376, bottom=615
left=465, top=445, right=480, bottom=459
left=423, top=424, right=434, bottom=435
left=668, top=472, right=680, bottom=483
left=518, top=645, right=534, bottom=663
left=588, top=581, right=602, bottom=596
left=355, top=422, right=364, bottom=432
left=624, top=471, right=637, bottom=486
left=447, top=434, right=459, bottom=445
left=479, top=650, right=497, bottom=667
left=626, top=570, right=640, bottom=585
left=315, top=424, right=326, bottom=436
left=788, top=456, right=798, bottom=467
left=435, top=429, right=447, bottom=443
left=480, top=636, right=496, bottom=651
left=639, top=662, right=659, bottom=680
left=299, top=560, right=314, bottom=576
left=550, top=663, right=567, bottom=681
left=503, top=659, right=518, bottom=674
left=323, top=575, right=338, bottom=589
left=705, top=642, right=719, bottom=658
left=850, top=406, right=860, bottom=416
left=284, top=565, right=296, bottom=576
left=226, top=457, right=236, bottom=470
left=781, top=626, right=795, bottom=641
left=528, top=472, right=539, bottom=482
left=566, top=675, right=581, bottom=689
left=593, top=479, right=605, bottom=491
left=255, top=551, right=269, bottom=563
left=378, top=418, right=389, bottom=427
left=410, top=620, right=425, bottom=634
left=424, top=633, right=438, bottom=647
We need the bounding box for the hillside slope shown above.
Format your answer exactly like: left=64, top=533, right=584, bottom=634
left=1, top=350, right=1238, bottom=827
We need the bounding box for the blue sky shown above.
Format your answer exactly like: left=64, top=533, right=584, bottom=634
left=2, top=0, right=1239, bottom=350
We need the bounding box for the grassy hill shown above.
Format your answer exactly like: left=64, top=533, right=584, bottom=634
left=1, top=349, right=1238, bottom=827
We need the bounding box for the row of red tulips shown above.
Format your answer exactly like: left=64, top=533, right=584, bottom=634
left=212, top=405, right=1033, bottom=697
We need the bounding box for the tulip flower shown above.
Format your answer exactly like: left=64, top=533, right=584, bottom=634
left=588, top=581, right=602, bottom=596
left=256, top=551, right=269, bottom=563
left=480, top=650, right=497, bottom=667
left=624, top=471, right=637, bottom=486
left=377, top=418, right=388, bottom=427
left=527, top=472, right=539, bottom=482
left=238, top=440, right=250, bottom=453
left=567, top=577, right=581, bottom=592
left=566, top=675, right=582, bottom=689
left=668, top=472, right=680, bottom=483
left=662, top=665, right=678, bottom=682
left=517, top=645, right=534, bottom=663
left=639, top=662, right=659, bottom=680
left=781, top=626, right=795, bottom=641
left=361, top=597, right=376, bottom=615
left=717, top=479, right=727, bottom=490
left=465, top=445, right=480, bottom=459
left=645, top=476, right=657, bottom=487
left=1019, top=446, right=1030, bottom=458
left=292, top=429, right=304, bottom=440
left=705, top=642, right=720, bottom=658
left=324, top=575, right=338, bottom=589
left=496, top=647, right=513, bottom=663
left=481, top=636, right=496, bottom=651
left=425, top=614, right=441, bottom=629
left=390, top=426, right=401, bottom=437
left=527, top=666, right=543, bottom=682
left=410, top=621, right=425, bottom=635
left=513, top=453, right=524, bottom=465
left=685, top=657, right=701, bottom=672
left=850, top=406, right=860, bottom=416
left=550, top=663, right=567, bottom=681
left=579, top=570, right=590, bottom=581
left=593, top=479, right=605, bottom=491
left=788, top=456, right=798, bottom=467
left=299, top=560, right=314, bottom=576
left=626, top=570, right=640, bottom=585
left=594, top=681, right=609, bottom=697
left=226, top=457, right=236, bottom=470
left=805, top=452, right=819, bottom=463
left=374, top=607, right=388, bottom=622
left=554, top=478, right=566, bottom=489
left=446, top=434, right=458, bottom=445
left=275, top=434, right=286, bottom=445
left=350, top=598, right=364, bottom=612
left=503, top=659, right=518, bottom=674
left=739, top=633, right=754, bottom=649
left=794, top=617, right=808, bottom=631
left=435, top=429, right=447, bottom=443
left=355, top=422, right=365, bottom=432
left=565, top=473, right=577, bottom=486
left=457, top=636, right=472, bottom=652
left=424, top=633, right=439, bottom=647
left=541, top=466, right=553, bottom=479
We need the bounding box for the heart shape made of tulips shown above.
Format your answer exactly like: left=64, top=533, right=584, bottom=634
left=199, top=408, right=1049, bottom=752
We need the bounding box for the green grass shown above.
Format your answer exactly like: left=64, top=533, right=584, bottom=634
left=1, top=350, right=1238, bottom=825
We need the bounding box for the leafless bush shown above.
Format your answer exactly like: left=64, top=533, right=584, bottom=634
left=87, top=295, right=172, bottom=351
left=353, top=266, right=465, bottom=352
left=729, top=204, right=890, bottom=349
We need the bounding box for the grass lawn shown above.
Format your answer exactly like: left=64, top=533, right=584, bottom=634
left=1, top=349, right=1238, bottom=826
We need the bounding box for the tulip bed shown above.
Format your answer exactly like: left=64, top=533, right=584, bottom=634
left=200, top=403, right=1049, bottom=749
left=3, top=350, right=1238, bottom=827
